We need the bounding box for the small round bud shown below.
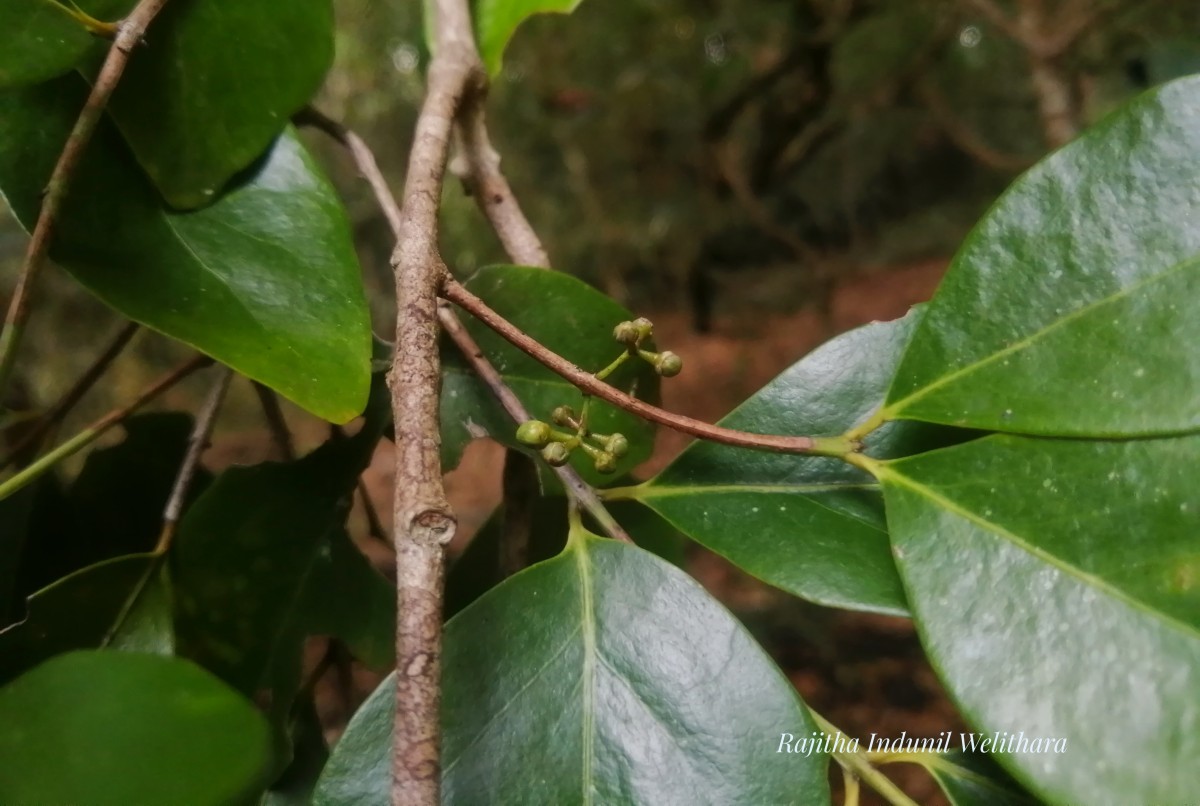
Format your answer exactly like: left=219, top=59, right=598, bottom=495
left=593, top=451, right=617, bottom=473
left=541, top=442, right=571, bottom=466
left=606, top=433, right=629, bottom=458
left=516, top=420, right=552, bottom=447
left=551, top=405, right=577, bottom=427
left=631, top=317, right=654, bottom=340
left=613, top=321, right=640, bottom=345
left=655, top=351, right=683, bottom=377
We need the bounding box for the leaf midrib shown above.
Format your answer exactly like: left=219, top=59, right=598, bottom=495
left=881, top=465, right=1200, bottom=640
left=886, top=255, right=1198, bottom=417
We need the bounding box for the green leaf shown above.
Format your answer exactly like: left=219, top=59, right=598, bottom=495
left=441, top=265, right=659, bottom=484
left=877, top=434, right=1200, bottom=804
left=173, top=377, right=389, bottom=731
left=0, top=553, right=172, bottom=684
left=631, top=310, right=942, bottom=616
left=99, top=0, right=335, bottom=208
left=0, top=77, right=371, bottom=423
left=315, top=532, right=830, bottom=804
left=473, top=0, right=583, bottom=76
left=0, top=651, right=271, bottom=805
left=305, top=528, right=395, bottom=669
left=926, top=752, right=1039, bottom=806
left=884, top=76, right=1200, bottom=437
left=0, top=0, right=132, bottom=89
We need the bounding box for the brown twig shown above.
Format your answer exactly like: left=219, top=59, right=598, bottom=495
left=454, top=101, right=549, bottom=268
left=0, top=0, right=172, bottom=404
left=0, top=321, right=139, bottom=470
left=295, top=106, right=403, bottom=238
left=387, top=0, right=484, bottom=801
left=442, top=279, right=856, bottom=457
left=158, top=366, right=232, bottom=550
left=437, top=302, right=634, bottom=544
left=252, top=382, right=295, bottom=461
left=0, top=354, right=212, bottom=500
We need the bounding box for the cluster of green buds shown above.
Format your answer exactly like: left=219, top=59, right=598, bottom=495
left=516, top=404, right=629, bottom=473
left=611, top=317, right=683, bottom=377
left=514, top=314, right=683, bottom=472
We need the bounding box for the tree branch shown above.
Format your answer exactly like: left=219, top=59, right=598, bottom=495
left=158, top=366, right=232, bottom=549
left=0, top=0, right=171, bottom=403
left=252, top=382, right=295, bottom=461
left=453, top=100, right=549, bottom=268
left=442, top=279, right=857, bottom=457
left=387, top=0, right=485, bottom=801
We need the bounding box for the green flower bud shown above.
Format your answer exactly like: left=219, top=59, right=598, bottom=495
left=606, top=433, right=629, bottom=458
left=551, top=405, right=577, bottom=427
left=655, top=351, right=683, bottom=377
left=593, top=451, right=617, bottom=473
left=631, top=317, right=654, bottom=340
left=613, top=321, right=640, bottom=345
left=515, top=420, right=553, bottom=447
left=541, top=442, right=571, bottom=466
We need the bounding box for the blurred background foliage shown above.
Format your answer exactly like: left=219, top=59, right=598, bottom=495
left=2, top=0, right=1199, bottom=411
left=309, top=0, right=1200, bottom=327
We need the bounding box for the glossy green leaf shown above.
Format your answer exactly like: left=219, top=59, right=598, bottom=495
left=878, top=434, right=1200, bottom=804
left=441, top=265, right=659, bottom=484
left=926, top=752, right=1039, bottom=806
left=631, top=310, right=942, bottom=616
left=884, top=76, right=1200, bottom=437
left=100, top=0, right=334, bottom=208
left=316, top=532, right=830, bottom=804
left=0, top=77, right=371, bottom=422
left=0, top=0, right=132, bottom=89
left=474, top=0, right=583, bottom=75
left=0, top=651, right=271, bottom=805
left=0, top=553, right=172, bottom=684
left=174, top=378, right=388, bottom=730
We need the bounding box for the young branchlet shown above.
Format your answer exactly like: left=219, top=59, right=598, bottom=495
left=515, top=315, right=682, bottom=472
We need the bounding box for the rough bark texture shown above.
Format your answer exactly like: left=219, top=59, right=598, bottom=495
left=387, top=0, right=484, bottom=800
